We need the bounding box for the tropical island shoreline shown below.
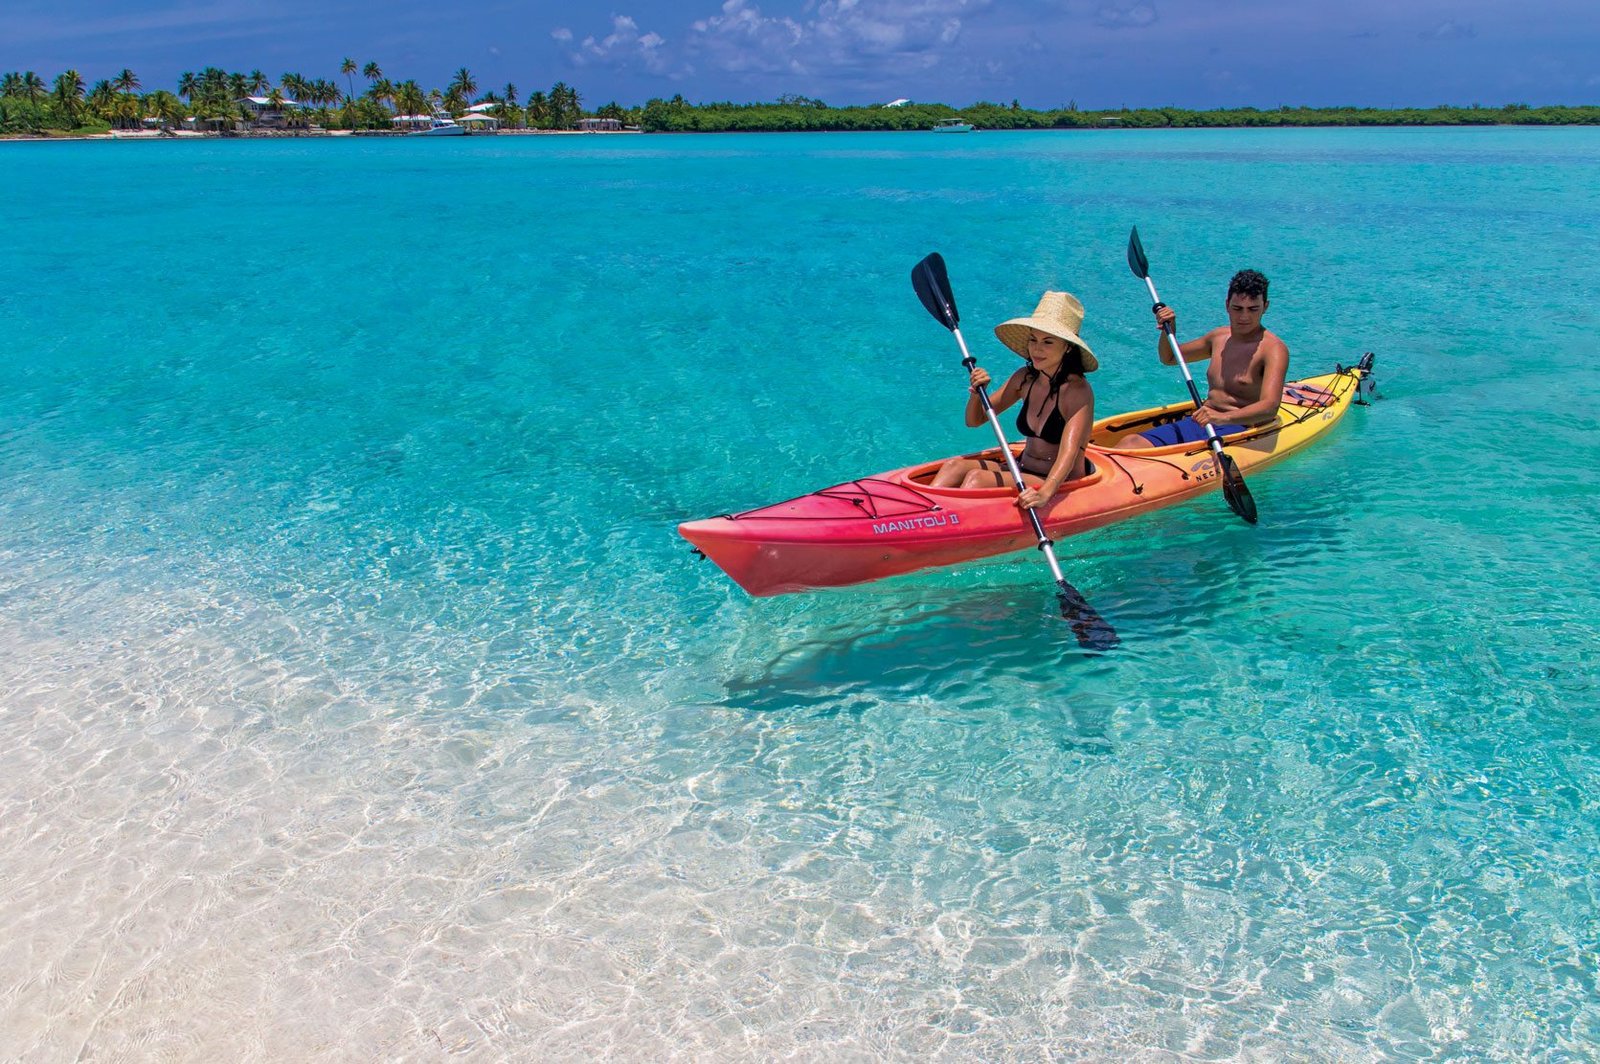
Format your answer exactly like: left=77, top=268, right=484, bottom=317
left=3, top=65, right=1598, bottom=139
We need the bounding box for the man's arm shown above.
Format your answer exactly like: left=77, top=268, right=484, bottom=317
left=1158, top=327, right=1223, bottom=367
left=1152, top=304, right=1217, bottom=365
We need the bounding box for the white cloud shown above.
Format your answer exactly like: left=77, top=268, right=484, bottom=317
left=1094, top=2, right=1158, bottom=29
left=551, top=27, right=573, bottom=41
left=689, top=0, right=806, bottom=74
left=566, top=13, right=671, bottom=73
left=1420, top=20, right=1475, bottom=40
left=686, top=0, right=981, bottom=81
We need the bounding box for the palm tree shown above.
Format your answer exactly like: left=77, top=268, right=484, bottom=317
left=113, top=68, right=140, bottom=93
left=394, top=80, right=428, bottom=119
left=111, top=93, right=142, bottom=130
left=448, top=67, right=477, bottom=103
left=248, top=70, right=269, bottom=94
left=525, top=89, right=548, bottom=129
left=548, top=81, right=580, bottom=129
left=22, top=71, right=47, bottom=102
left=340, top=58, right=357, bottom=104
left=193, top=67, right=224, bottom=103
left=52, top=69, right=86, bottom=123
left=1, top=72, right=22, bottom=97
left=229, top=72, right=249, bottom=101
left=362, top=61, right=382, bottom=84
left=369, top=77, right=395, bottom=113
left=145, top=89, right=183, bottom=130
left=87, top=79, right=116, bottom=123
left=177, top=71, right=197, bottom=101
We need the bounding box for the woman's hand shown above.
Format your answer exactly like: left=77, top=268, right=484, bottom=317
left=968, top=366, right=991, bottom=393
left=1016, top=482, right=1056, bottom=511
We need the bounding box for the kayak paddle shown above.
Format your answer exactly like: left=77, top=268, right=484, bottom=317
left=1125, top=227, right=1258, bottom=524
left=912, top=252, right=1118, bottom=651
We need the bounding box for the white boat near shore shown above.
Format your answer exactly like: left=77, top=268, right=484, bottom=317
left=932, top=118, right=974, bottom=132
left=394, top=111, right=467, bottom=137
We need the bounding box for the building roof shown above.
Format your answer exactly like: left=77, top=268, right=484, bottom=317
left=884, top=98, right=911, bottom=107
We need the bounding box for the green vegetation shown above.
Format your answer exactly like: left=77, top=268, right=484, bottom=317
left=634, top=97, right=1600, bottom=132
left=2, top=64, right=1597, bottom=137
left=0, top=62, right=593, bottom=135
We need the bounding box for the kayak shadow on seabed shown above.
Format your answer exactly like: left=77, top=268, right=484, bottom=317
left=713, top=582, right=1129, bottom=715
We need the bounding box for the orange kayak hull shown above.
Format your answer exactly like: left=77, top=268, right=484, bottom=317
left=679, top=365, right=1370, bottom=596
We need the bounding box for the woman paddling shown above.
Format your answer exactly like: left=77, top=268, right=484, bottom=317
left=932, top=291, right=1097, bottom=509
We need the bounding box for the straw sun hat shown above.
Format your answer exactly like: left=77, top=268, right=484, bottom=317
left=993, top=291, right=1099, bottom=373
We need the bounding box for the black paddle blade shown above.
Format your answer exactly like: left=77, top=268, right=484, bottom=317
left=911, top=252, right=959, bottom=331
left=1057, top=583, right=1120, bottom=652
left=1126, top=227, right=1150, bottom=280
left=1217, top=451, right=1259, bottom=524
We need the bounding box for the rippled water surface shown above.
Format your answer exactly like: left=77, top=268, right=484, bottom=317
left=2, top=128, right=1598, bottom=1059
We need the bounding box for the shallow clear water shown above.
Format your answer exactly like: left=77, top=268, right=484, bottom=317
left=1, top=128, right=1597, bottom=1058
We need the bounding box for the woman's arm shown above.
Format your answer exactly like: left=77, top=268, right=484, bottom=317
left=964, top=366, right=1027, bottom=427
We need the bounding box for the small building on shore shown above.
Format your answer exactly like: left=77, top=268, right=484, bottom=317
left=459, top=113, right=502, bottom=132
left=577, top=117, right=623, bottom=132
left=239, top=96, right=305, bottom=129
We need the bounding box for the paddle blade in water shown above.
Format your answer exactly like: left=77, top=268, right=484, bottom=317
left=1057, top=583, right=1120, bottom=652
left=1218, top=452, right=1259, bottom=524
left=911, top=252, right=959, bottom=331
left=1126, top=227, right=1150, bottom=280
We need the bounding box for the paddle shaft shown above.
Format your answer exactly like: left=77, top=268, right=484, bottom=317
left=950, top=326, right=1072, bottom=586
left=1140, top=275, right=1232, bottom=461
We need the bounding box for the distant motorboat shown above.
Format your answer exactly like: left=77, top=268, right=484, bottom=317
left=931, top=119, right=974, bottom=133
left=411, top=111, right=466, bottom=136
left=394, top=111, right=468, bottom=137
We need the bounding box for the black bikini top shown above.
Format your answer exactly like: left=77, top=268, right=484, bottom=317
left=1015, top=368, right=1072, bottom=445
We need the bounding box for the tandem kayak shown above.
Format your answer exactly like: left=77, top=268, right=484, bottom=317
left=679, top=357, right=1374, bottom=596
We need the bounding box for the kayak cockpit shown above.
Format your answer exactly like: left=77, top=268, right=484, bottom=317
left=894, top=447, right=1109, bottom=495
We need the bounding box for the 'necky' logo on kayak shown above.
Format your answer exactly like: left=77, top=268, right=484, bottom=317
left=872, top=513, right=960, bottom=535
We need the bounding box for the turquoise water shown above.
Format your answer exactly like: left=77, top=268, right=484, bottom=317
left=1, top=128, right=1597, bottom=1057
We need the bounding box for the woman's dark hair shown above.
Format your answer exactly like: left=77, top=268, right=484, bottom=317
left=1024, top=343, right=1087, bottom=389
left=1228, top=270, right=1269, bottom=300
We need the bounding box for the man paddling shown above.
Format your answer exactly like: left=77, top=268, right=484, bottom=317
left=1117, top=269, right=1288, bottom=448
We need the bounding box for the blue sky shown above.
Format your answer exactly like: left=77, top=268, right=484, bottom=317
left=3, top=0, right=1596, bottom=108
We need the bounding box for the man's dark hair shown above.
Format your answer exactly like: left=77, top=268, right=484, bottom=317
left=1228, top=269, right=1269, bottom=301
